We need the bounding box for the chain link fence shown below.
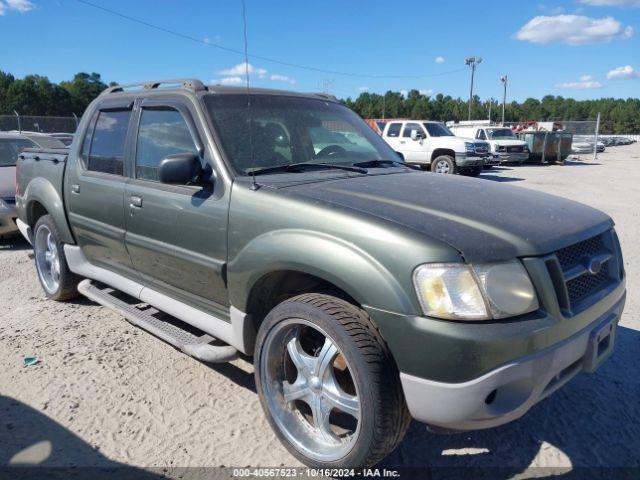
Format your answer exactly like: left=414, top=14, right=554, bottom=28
left=0, top=114, right=78, bottom=134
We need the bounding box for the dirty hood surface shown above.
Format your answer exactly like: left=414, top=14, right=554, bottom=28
left=282, top=172, right=613, bottom=262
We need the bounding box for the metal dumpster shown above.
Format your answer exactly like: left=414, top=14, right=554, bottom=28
left=517, top=131, right=573, bottom=163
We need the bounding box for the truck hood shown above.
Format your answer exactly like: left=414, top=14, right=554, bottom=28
left=283, top=172, right=612, bottom=262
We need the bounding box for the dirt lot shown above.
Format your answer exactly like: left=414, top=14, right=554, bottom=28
left=1, top=143, right=639, bottom=475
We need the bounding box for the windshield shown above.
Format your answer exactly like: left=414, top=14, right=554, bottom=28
left=486, top=128, right=515, bottom=140
left=0, top=138, right=36, bottom=167
left=204, top=94, right=398, bottom=175
left=423, top=123, right=453, bottom=137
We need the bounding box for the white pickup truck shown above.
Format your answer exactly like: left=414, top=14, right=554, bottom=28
left=448, top=122, right=530, bottom=165
left=377, top=120, right=491, bottom=176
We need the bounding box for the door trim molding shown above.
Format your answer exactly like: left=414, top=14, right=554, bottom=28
left=64, top=245, right=254, bottom=354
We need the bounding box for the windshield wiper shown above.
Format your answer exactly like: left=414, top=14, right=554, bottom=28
left=250, top=162, right=368, bottom=176
left=352, top=159, right=420, bottom=170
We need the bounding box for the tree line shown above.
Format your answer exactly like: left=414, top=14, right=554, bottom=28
left=343, top=90, right=640, bottom=134
left=0, top=71, right=638, bottom=134
left=0, top=71, right=111, bottom=118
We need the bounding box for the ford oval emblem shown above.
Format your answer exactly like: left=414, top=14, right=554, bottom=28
left=588, top=259, right=602, bottom=275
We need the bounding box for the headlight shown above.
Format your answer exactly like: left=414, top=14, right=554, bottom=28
left=413, top=261, right=538, bottom=320
left=464, top=142, right=475, bottom=153
left=497, top=145, right=506, bottom=152
left=0, top=199, right=7, bottom=210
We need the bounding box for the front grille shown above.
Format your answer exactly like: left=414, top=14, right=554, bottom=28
left=566, top=263, right=611, bottom=304
left=549, top=231, right=621, bottom=314
left=2, top=197, right=16, bottom=205
left=474, top=144, right=489, bottom=154
left=556, top=235, right=605, bottom=271
left=507, top=146, right=523, bottom=153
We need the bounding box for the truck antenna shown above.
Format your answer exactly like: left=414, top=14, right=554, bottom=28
left=241, top=0, right=258, bottom=191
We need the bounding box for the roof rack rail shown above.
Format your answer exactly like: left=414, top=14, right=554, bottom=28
left=103, top=79, right=207, bottom=95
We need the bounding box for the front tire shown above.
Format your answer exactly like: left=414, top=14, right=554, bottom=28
left=33, top=215, right=80, bottom=301
left=254, top=293, right=410, bottom=468
left=431, top=155, right=456, bottom=174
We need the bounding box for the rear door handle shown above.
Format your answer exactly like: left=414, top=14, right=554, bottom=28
left=71, top=184, right=80, bottom=194
left=130, top=195, right=143, bottom=208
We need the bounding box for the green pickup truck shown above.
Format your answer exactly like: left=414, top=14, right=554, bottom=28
left=15, top=79, right=626, bottom=468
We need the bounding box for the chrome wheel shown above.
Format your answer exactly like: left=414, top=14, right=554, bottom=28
left=261, top=319, right=361, bottom=462
left=434, top=159, right=450, bottom=173
left=34, top=224, right=61, bottom=294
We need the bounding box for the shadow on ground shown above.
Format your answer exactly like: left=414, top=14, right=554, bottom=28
left=382, top=325, right=640, bottom=477
left=0, top=396, right=165, bottom=479
left=0, top=236, right=31, bottom=251
left=479, top=174, right=525, bottom=183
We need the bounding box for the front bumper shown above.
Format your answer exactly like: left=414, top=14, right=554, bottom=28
left=496, top=152, right=529, bottom=163
left=484, top=155, right=502, bottom=166
left=0, top=202, right=18, bottom=237
left=400, top=298, right=623, bottom=430
left=454, top=153, right=485, bottom=168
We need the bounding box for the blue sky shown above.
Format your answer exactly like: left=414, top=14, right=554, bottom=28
left=1, top=0, right=639, bottom=101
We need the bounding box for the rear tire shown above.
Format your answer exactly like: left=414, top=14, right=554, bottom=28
left=254, top=293, right=410, bottom=468
left=33, top=215, right=80, bottom=301
left=431, top=155, right=456, bottom=174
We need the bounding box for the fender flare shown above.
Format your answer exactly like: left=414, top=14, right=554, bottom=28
left=227, top=229, right=416, bottom=314
left=23, top=177, right=75, bottom=244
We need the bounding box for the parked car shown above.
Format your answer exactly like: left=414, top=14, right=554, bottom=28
left=0, top=132, right=65, bottom=238
left=447, top=121, right=530, bottom=165
left=16, top=80, right=626, bottom=468
left=375, top=119, right=491, bottom=176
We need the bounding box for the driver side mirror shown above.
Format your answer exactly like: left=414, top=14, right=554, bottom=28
left=158, top=153, right=202, bottom=184
left=410, top=129, right=424, bottom=141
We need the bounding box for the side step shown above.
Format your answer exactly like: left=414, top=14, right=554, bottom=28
left=77, top=279, right=238, bottom=363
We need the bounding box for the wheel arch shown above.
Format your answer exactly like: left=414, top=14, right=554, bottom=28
left=431, top=148, right=456, bottom=162
left=23, top=177, right=75, bottom=244
left=228, top=230, right=417, bottom=326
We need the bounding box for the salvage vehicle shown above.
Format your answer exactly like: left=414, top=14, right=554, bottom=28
left=1, top=132, right=64, bottom=238
left=447, top=121, right=530, bottom=165
left=376, top=119, right=492, bottom=175
left=15, top=80, right=626, bottom=468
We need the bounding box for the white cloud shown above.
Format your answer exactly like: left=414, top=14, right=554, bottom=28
left=219, top=62, right=267, bottom=78
left=434, top=56, right=445, bottom=64
left=607, top=65, right=639, bottom=79
left=556, top=75, right=605, bottom=89
left=515, top=15, right=633, bottom=45
left=579, top=0, right=640, bottom=6
left=357, top=86, right=369, bottom=92
left=400, top=90, right=408, bottom=98
left=419, top=89, right=434, bottom=96
left=0, top=0, right=34, bottom=14
left=219, top=76, right=245, bottom=86
left=269, top=74, right=296, bottom=84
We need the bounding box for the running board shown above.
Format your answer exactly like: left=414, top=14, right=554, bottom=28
left=77, top=279, right=238, bottom=363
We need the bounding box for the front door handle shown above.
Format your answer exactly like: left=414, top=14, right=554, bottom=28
left=71, top=184, right=80, bottom=194
left=130, top=195, right=143, bottom=208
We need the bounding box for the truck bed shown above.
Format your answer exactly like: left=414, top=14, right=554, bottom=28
left=16, top=147, right=69, bottom=230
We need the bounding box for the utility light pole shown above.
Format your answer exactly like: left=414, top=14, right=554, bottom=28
left=500, top=75, right=508, bottom=126
left=465, top=56, right=482, bottom=121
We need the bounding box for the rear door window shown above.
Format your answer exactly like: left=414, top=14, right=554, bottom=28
left=86, top=110, right=132, bottom=175
left=402, top=123, right=425, bottom=138
left=386, top=123, right=402, bottom=137
left=135, top=108, right=198, bottom=182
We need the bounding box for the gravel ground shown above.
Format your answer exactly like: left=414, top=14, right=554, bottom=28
left=1, top=143, right=639, bottom=476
